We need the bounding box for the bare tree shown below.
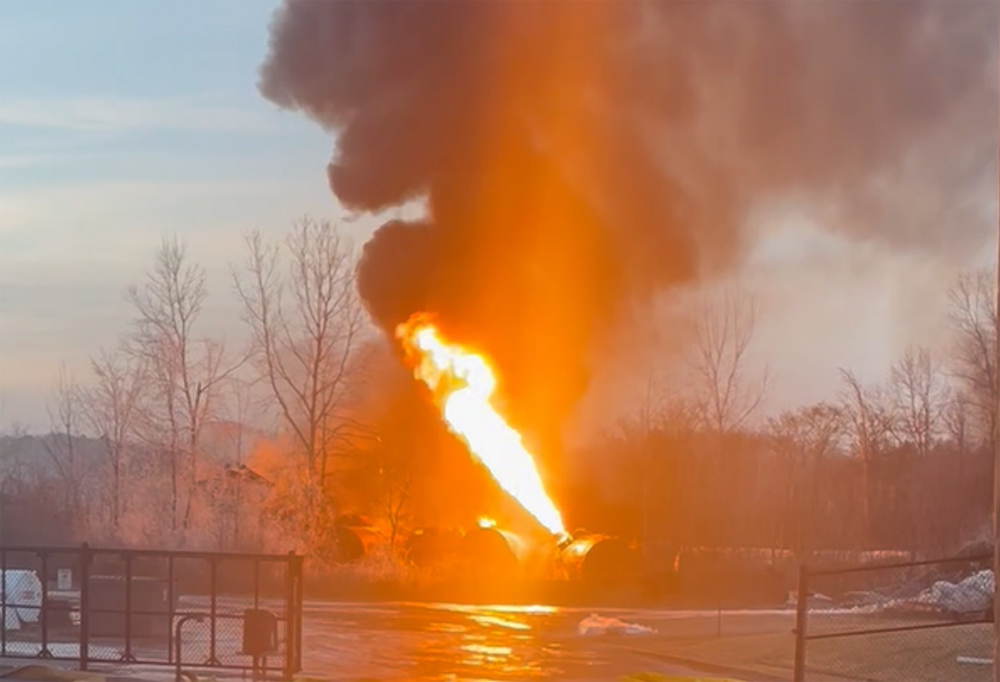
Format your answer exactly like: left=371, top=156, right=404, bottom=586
left=214, top=376, right=270, bottom=549
left=948, top=269, right=998, bottom=453
left=840, top=369, right=896, bottom=541
left=234, top=218, right=369, bottom=492
left=609, top=372, right=697, bottom=567
left=943, top=390, right=973, bottom=456
left=372, top=439, right=413, bottom=552
left=887, top=345, right=950, bottom=455
left=0, top=421, right=31, bottom=500
left=43, top=363, right=87, bottom=530
left=127, top=236, right=234, bottom=536
left=687, top=286, right=770, bottom=433
left=768, top=403, right=847, bottom=559
left=82, top=344, right=146, bottom=534
left=840, top=370, right=897, bottom=456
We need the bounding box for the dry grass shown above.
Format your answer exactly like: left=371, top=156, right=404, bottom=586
left=622, top=612, right=992, bottom=682
left=304, top=547, right=421, bottom=600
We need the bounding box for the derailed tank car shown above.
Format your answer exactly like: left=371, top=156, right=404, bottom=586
left=458, top=526, right=530, bottom=578
left=560, top=533, right=639, bottom=584
left=334, top=518, right=386, bottom=563
left=407, top=527, right=464, bottom=568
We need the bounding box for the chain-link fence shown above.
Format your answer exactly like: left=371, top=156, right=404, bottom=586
left=0, top=545, right=303, bottom=679
left=794, top=554, right=993, bottom=682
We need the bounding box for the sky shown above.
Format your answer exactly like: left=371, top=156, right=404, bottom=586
left=0, top=0, right=996, bottom=433
left=0, top=0, right=362, bottom=429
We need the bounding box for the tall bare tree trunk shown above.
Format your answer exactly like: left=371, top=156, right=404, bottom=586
left=234, top=218, right=372, bottom=550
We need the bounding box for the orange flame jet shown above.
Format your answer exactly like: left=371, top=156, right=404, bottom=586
left=397, top=315, right=566, bottom=537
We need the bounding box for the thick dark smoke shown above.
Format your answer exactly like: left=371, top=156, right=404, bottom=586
left=260, top=0, right=998, bottom=472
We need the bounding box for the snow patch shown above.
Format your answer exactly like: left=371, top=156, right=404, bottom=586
left=578, top=613, right=656, bottom=636
left=916, top=570, right=994, bottom=614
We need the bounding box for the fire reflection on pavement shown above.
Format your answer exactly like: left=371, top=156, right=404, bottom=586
left=298, top=601, right=681, bottom=682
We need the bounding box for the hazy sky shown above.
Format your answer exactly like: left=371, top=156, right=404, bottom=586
left=0, top=0, right=357, bottom=429
left=0, top=1, right=995, bottom=433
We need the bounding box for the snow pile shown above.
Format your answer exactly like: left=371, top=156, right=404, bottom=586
left=578, top=613, right=656, bottom=636
left=916, top=570, right=994, bottom=614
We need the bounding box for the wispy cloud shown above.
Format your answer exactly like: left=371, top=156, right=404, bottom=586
left=0, top=153, right=60, bottom=170
left=0, top=93, right=276, bottom=134
left=0, top=178, right=333, bottom=250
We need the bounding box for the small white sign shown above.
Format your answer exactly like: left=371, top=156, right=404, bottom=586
left=56, top=569, right=72, bottom=591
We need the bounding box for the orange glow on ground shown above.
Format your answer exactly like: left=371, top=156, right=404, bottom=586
left=397, top=314, right=566, bottom=536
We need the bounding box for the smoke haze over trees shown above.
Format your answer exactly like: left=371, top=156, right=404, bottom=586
left=258, top=0, right=998, bottom=481
left=2, top=1, right=998, bottom=579
left=0, top=219, right=995, bottom=565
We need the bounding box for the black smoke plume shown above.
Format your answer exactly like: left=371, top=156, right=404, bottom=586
left=260, top=0, right=998, bottom=471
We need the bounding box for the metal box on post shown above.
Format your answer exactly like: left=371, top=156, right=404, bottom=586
left=242, top=608, right=278, bottom=657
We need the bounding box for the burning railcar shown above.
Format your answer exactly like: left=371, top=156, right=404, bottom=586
left=558, top=533, right=640, bottom=584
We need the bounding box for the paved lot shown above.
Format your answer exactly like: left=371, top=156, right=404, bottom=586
left=4, top=602, right=758, bottom=682
left=297, top=601, right=745, bottom=681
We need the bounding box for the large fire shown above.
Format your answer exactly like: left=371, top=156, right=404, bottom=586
left=397, top=315, right=566, bottom=537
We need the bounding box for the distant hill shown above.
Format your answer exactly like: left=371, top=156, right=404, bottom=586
left=0, top=422, right=274, bottom=548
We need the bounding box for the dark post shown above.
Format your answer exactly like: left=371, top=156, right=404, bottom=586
left=124, top=553, right=134, bottom=661
left=793, top=563, right=809, bottom=682
left=167, top=556, right=175, bottom=663
left=1, top=548, right=7, bottom=656
left=253, top=559, right=260, bottom=609
left=209, top=558, right=219, bottom=664
left=79, top=543, right=91, bottom=671
left=283, top=552, right=303, bottom=680
left=294, top=554, right=304, bottom=675
left=284, top=553, right=294, bottom=681
left=39, top=550, right=50, bottom=657
left=992, top=174, right=1000, bottom=682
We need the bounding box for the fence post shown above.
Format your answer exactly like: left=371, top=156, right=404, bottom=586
left=284, top=552, right=304, bottom=680
left=1, top=547, right=7, bottom=657
left=284, top=552, right=293, bottom=681
left=39, top=550, right=50, bottom=658
left=294, top=554, right=304, bottom=674
left=208, top=557, right=219, bottom=665
left=167, top=555, right=175, bottom=663
left=79, top=543, right=91, bottom=671
left=793, top=562, right=809, bottom=682
left=123, top=553, right=134, bottom=662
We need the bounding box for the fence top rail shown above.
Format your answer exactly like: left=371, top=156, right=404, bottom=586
left=806, top=553, right=992, bottom=577
left=805, top=616, right=993, bottom=642
left=0, top=546, right=300, bottom=562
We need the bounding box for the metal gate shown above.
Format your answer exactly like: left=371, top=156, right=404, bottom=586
left=0, top=544, right=303, bottom=680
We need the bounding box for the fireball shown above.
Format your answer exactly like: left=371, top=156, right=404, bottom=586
left=397, top=315, right=566, bottom=537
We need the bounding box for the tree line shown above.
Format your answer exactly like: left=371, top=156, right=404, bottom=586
left=3, top=219, right=371, bottom=557
left=1, top=217, right=997, bottom=567
left=564, top=276, right=997, bottom=563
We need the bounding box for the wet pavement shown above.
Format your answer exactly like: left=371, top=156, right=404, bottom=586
left=298, top=601, right=721, bottom=682
left=2, top=602, right=761, bottom=682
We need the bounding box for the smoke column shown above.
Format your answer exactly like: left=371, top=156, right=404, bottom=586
left=260, top=0, right=998, bottom=472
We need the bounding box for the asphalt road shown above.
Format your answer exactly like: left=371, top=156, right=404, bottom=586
left=2, top=600, right=756, bottom=681
left=297, top=601, right=723, bottom=682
